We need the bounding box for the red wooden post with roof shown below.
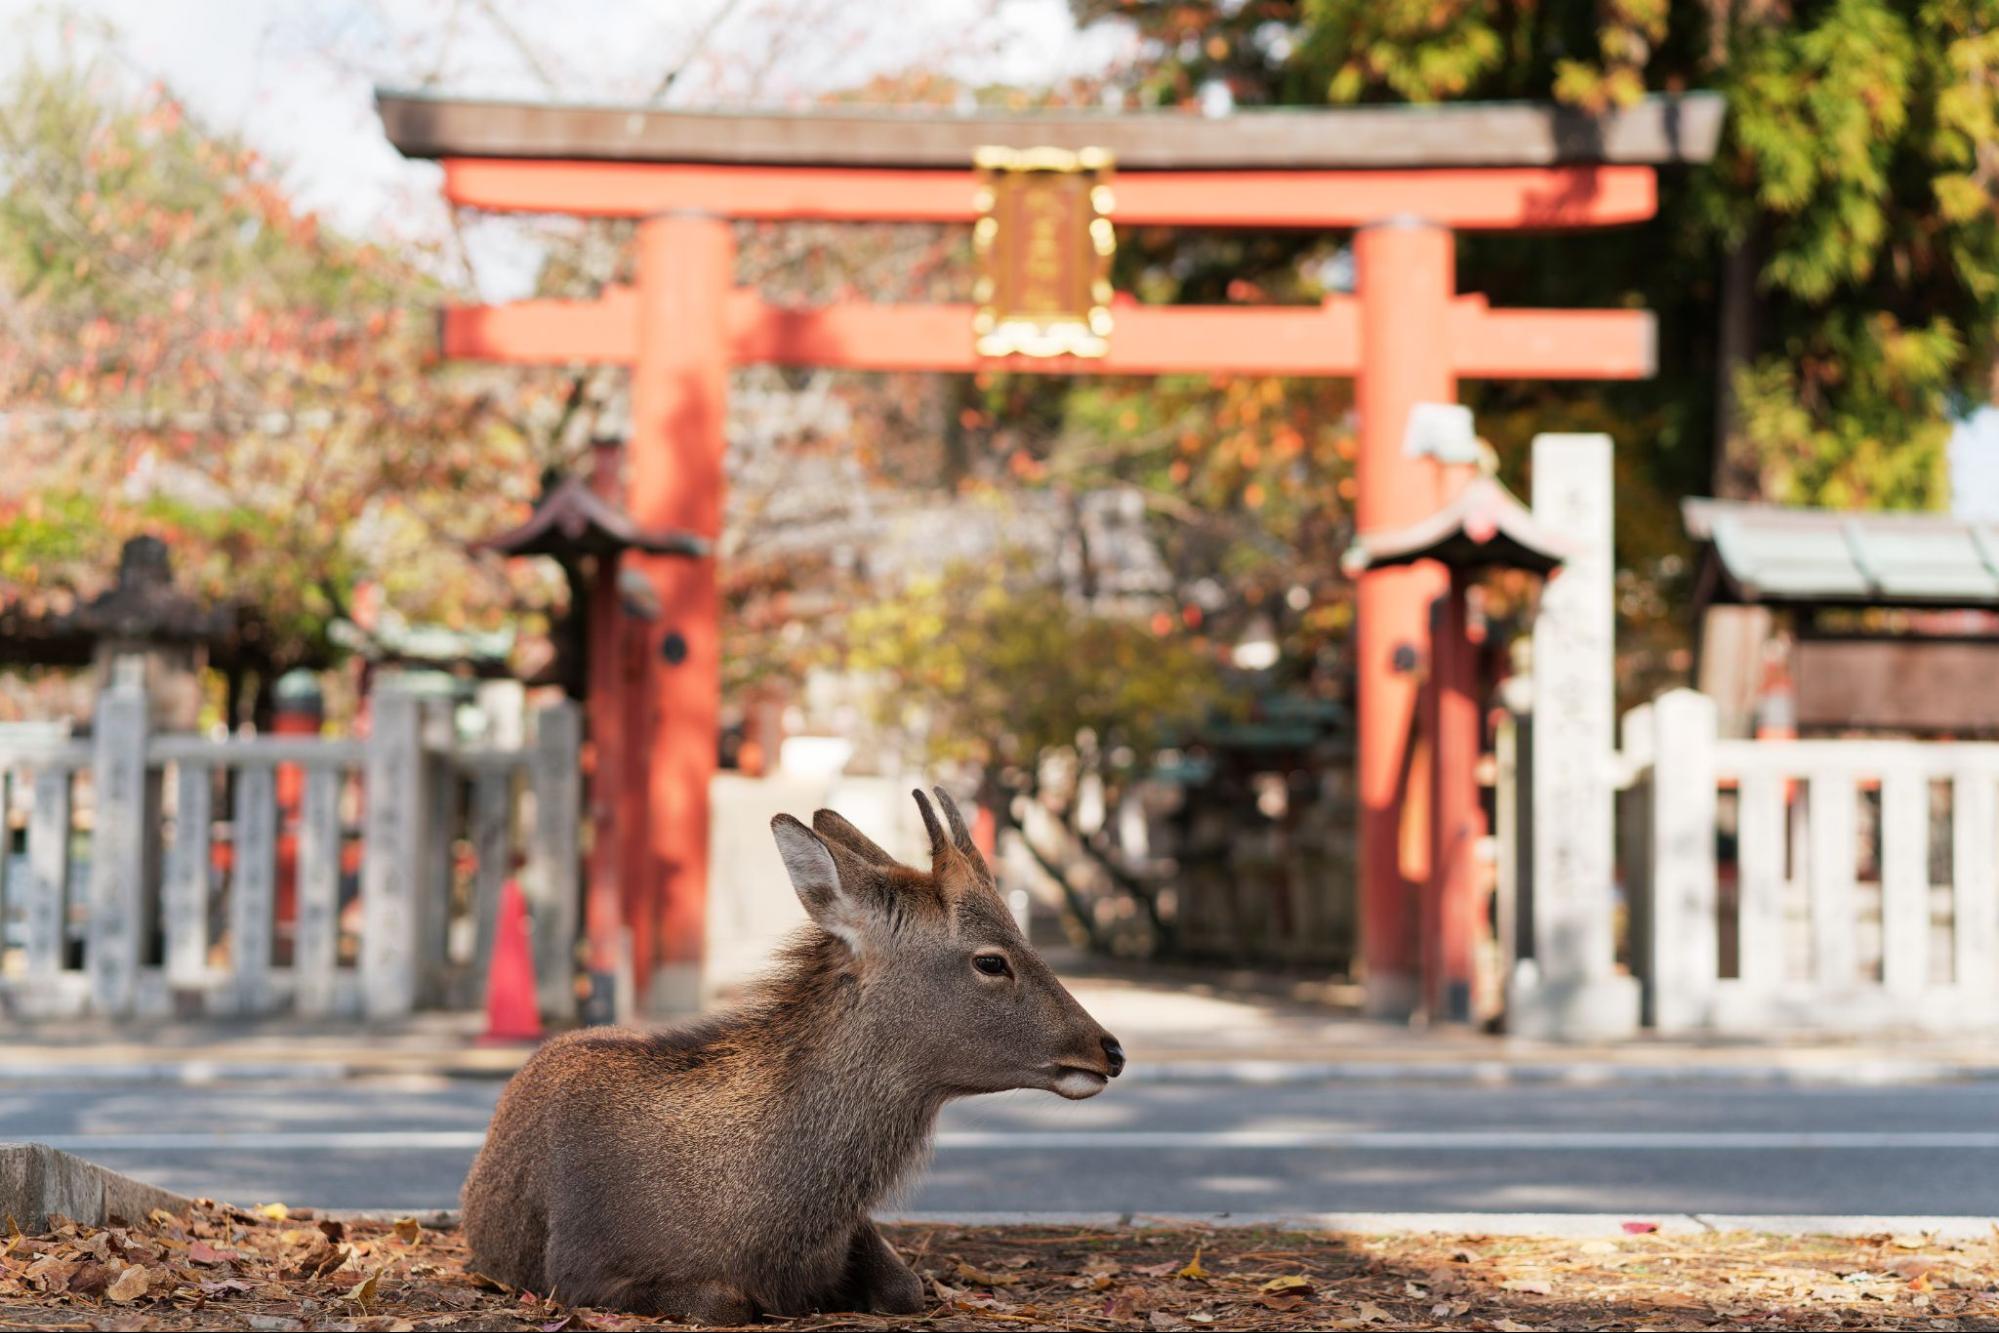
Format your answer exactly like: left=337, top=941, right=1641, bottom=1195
left=477, top=468, right=706, bottom=1015
left=1348, top=472, right=1571, bottom=1021
left=379, top=90, right=1719, bottom=1014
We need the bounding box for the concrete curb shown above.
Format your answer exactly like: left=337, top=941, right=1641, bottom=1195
left=1121, top=1058, right=1999, bottom=1087
left=5, top=1153, right=1986, bottom=1246
left=0, top=1143, right=192, bottom=1233
left=881, top=1210, right=1999, bottom=1240
left=9, top=1055, right=1999, bottom=1088
left=0, top=1060, right=357, bottom=1086
left=323, top=1206, right=1999, bottom=1242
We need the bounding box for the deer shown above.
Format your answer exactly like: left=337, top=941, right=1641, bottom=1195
left=459, top=787, right=1125, bottom=1323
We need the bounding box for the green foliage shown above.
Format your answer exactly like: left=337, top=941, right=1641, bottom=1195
left=1699, top=0, right=1999, bottom=509
left=844, top=554, right=1230, bottom=772
left=1304, top=0, right=1507, bottom=104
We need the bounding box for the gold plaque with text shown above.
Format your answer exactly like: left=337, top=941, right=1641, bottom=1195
left=973, top=146, right=1114, bottom=359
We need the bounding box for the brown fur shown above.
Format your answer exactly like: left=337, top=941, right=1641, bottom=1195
left=460, top=789, right=1122, bottom=1322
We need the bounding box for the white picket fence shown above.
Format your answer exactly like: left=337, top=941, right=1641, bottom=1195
left=1622, top=688, right=1999, bottom=1033
left=0, top=682, right=581, bottom=1022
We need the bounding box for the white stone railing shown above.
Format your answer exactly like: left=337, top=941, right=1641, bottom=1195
left=0, top=683, right=580, bottom=1022
left=1623, top=688, right=1999, bottom=1033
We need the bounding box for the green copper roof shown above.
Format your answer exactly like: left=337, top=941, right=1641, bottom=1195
left=1684, top=499, right=1999, bottom=606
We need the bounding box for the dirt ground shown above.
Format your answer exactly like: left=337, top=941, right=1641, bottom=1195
left=2, top=1201, right=1995, bottom=1331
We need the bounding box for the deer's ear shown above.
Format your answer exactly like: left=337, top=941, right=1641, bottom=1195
left=771, top=814, right=869, bottom=948
left=812, top=808, right=898, bottom=866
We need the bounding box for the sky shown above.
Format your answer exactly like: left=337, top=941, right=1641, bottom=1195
left=4, top=0, right=1134, bottom=296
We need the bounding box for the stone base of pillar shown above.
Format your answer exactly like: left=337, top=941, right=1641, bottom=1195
left=1363, top=969, right=1421, bottom=1021
left=647, top=962, right=705, bottom=1017
left=1506, top=965, right=1640, bottom=1041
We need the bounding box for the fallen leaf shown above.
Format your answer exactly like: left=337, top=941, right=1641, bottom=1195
left=348, top=1266, right=382, bottom=1310
left=257, top=1202, right=290, bottom=1222
left=1177, top=1247, right=1210, bottom=1280
left=106, top=1263, right=152, bottom=1303
left=1148, top=1313, right=1193, bottom=1332
left=317, top=1217, right=347, bottom=1243
left=1260, top=1274, right=1314, bottom=1295
left=200, top=1278, right=256, bottom=1296
left=1354, top=1300, right=1393, bottom=1323
left=67, top=1260, right=113, bottom=1297
left=1621, top=1220, right=1660, bottom=1235
left=297, top=1237, right=351, bottom=1279
left=1500, top=1277, right=1554, bottom=1295
left=187, top=1239, right=234, bottom=1265
left=23, top=1254, right=77, bottom=1293
left=393, top=1216, right=424, bottom=1246
left=953, top=1296, right=1035, bottom=1322
left=1104, top=1285, right=1152, bottom=1319
left=1258, top=1292, right=1305, bottom=1311
left=1491, top=1321, right=1539, bottom=1332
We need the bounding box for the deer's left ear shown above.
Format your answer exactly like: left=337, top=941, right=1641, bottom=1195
left=771, top=814, right=873, bottom=950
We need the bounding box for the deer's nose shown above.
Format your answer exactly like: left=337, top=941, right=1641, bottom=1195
left=1101, top=1036, right=1126, bottom=1077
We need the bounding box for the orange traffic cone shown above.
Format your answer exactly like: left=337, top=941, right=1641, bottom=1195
left=480, top=878, right=542, bottom=1044
left=1754, top=650, right=1799, bottom=803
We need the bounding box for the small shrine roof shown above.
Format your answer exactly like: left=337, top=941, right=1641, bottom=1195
left=477, top=475, right=708, bottom=561
left=1345, top=476, right=1569, bottom=576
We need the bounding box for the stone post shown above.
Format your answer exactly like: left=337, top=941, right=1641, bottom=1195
left=1508, top=433, right=1640, bottom=1039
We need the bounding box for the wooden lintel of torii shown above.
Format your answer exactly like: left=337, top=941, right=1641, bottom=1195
left=442, top=289, right=1656, bottom=382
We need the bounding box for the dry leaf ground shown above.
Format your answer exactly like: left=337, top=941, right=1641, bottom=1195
left=2, top=1201, right=1995, bottom=1331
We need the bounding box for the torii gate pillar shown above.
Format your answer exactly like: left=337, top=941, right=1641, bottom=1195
left=629, top=211, right=733, bottom=1008
left=1354, top=220, right=1454, bottom=1017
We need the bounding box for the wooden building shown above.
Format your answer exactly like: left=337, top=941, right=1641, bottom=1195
left=1685, top=499, right=1999, bottom=738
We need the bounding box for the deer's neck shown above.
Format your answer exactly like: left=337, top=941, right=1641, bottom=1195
left=731, top=966, right=944, bottom=1229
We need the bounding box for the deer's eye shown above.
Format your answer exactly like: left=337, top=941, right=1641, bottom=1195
left=973, top=953, right=1012, bottom=978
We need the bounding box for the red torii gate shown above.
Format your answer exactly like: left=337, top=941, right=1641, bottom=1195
left=379, top=91, right=1720, bottom=1015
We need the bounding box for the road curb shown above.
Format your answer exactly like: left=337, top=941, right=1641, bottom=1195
left=0, top=1143, right=191, bottom=1233
left=1122, top=1058, right=1999, bottom=1086
left=303, top=1208, right=1999, bottom=1241
left=8, top=1054, right=1999, bottom=1088
left=881, top=1210, right=1999, bottom=1239
left=0, top=1060, right=357, bottom=1086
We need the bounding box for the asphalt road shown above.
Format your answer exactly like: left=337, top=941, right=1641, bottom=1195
left=7, top=1074, right=1999, bottom=1217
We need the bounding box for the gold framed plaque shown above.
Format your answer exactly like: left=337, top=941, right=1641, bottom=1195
left=972, top=146, right=1115, bottom=359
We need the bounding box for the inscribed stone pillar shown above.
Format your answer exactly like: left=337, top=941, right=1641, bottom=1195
left=1508, top=433, right=1639, bottom=1039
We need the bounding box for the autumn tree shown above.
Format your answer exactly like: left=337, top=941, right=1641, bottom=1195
left=0, top=30, right=569, bottom=699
